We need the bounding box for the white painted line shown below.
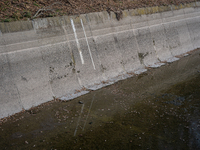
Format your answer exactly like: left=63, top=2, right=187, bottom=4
left=70, top=18, right=84, bottom=64
left=74, top=104, right=85, bottom=136
left=80, top=19, right=96, bottom=70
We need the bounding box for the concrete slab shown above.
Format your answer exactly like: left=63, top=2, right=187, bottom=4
left=134, top=28, right=159, bottom=67
left=86, top=12, right=117, bottom=38
left=131, top=15, right=148, bottom=29
left=7, top=48, right=53, bottom=109
left=147, top=13, right=162, bottom=26
left=0, top=54, right=22, bottom=118
left=69, top=38, right=102, bottom=88
left=94, top=34, right=124, bottom=80
left=163, top=22, right=182, bottom=57
left=186, top=16, right=200, bottom=49
left=184, top=9, right=200, bottom=18
left=114, top=30, right=144, bottom=73
left=175, top=19, right=194, bottom=54
left=109, top=11, right=133, bottom=32
left=40, top=42, right=81, bottom=98
left=196, top=1, right=200, bottom=7
left=173, top=8, right=185, bottom=16
left=2, top=30, right=36, bottom=46
left=32, top=17, right=65, bottom=40
left=0, top=30, right=40, bottom=54
left=0, top=20, right=32, bottom=34
left=183, top=7, right=195, bottom=14
left=0, top=22, right=8, bottom=33
left=149, top=24, right=173, bottom=62
left=85, top=11, right=110, bottom=32
left=161, top=11, right=174, bottom=23
left=0, top=36, right=6, bottom=54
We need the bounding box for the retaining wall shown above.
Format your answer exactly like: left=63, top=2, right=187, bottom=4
left=1, top=2, right=200, bottom=119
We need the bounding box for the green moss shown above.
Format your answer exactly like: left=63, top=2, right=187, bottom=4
left=33, top=2, right=39, bottom=7
left=23, top=11, right=32, bottom=18
left=3, top=19, right=10, bottom=22
left=137, top=8, right=146, bottom=15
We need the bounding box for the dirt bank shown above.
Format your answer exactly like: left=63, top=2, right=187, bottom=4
left=0, top=0, right=198, bottom=22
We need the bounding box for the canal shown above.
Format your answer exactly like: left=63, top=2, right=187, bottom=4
left=0, top=49, right=200, bottom=150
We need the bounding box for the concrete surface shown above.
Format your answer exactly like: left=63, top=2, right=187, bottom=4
left=0, top=2, right=200, bottom=118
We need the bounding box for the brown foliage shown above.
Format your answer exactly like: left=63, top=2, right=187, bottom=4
left=0, top=0, right=198, bottom=22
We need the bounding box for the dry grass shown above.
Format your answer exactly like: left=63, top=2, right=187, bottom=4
left=0, top=0, right=198, bottom=22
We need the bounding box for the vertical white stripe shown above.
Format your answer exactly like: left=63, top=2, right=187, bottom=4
left=70, top=18, right=84, bottom=64
left=80, top=19, right=96, bottom=70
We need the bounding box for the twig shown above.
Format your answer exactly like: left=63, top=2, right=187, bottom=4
left=32, top=2, right=62, bottom=19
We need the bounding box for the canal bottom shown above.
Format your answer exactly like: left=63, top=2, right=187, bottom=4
left=0, top=49, right=200, bottom=150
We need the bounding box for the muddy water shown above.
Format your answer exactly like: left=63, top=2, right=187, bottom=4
left=0, top=49, right=200, bottom=150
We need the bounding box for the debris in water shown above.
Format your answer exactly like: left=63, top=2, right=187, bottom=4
left=78, top=101, right=83, bottom=104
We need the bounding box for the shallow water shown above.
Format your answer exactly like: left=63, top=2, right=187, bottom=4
left=0, top=49, right=200, bottom=150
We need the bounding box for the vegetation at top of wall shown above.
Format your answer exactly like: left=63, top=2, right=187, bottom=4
left=0, top=0, right=198, bottom=22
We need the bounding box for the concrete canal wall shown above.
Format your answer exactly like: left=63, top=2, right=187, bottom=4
left=1, top=2, right=200, bottom=119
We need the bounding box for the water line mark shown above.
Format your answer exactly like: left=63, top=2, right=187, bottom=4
left=70, top=18, right=84, bottom=65
left=80, top=19, right=96, bottom=70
